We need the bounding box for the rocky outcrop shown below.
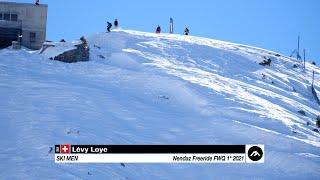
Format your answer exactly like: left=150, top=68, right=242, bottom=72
left=259, top=56, right=272, bottom=66
left=53, top=37, right=90, bottom=63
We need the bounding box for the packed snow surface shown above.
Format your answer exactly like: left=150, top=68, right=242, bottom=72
left=0, top=29, right=319, bottom=179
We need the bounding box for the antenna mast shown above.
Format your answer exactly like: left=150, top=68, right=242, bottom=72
left=312, top=71, right=315, bottom=87
left=290, top=36, right=302, bottom=61
left=303, top=49, right=306, bottom=69
left=297, top=36, right=300, bottom=60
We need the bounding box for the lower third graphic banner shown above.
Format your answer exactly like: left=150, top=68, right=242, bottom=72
left=54, top=145, right=264, bottom=163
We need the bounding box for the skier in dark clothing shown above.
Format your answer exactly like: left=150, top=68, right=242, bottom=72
left=114, top=19, right=118, bottom=28
left=184, top=27, right=190, bottom=35
left=107, top=22, right=112, bottom=32
left=156, top=25, right=161, bottom=34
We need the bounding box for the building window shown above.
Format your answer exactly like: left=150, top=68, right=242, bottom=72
left=4, top=13, right=10, bottom=21
left=0, top=13, right=3, bottom=20
left=30, top=32, right=36, bottom=43
left=11, top=14, right=18, bottom=21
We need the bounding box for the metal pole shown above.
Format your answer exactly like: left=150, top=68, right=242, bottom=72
left=303, top=49, right=306, bottom=69
left=312, top=71, right=315, bottom=87
left=18, top=34, right=22, bottom=45
left=297, top=36, right=300, bottom=60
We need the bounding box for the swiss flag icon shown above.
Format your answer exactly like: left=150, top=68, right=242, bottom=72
left=60, top=144, right=71, bottom=154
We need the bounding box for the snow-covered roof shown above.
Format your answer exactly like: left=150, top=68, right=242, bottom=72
left=40, top=40, right=82, bottom=59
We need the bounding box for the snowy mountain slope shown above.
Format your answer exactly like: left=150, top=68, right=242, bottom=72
left=0, top=29, right=319, bottom=179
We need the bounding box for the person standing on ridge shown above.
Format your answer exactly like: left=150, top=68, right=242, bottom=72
left=114, top=19, right=119, bottom=28
left=107, top=21, right=112, bottom=32
left=156, top=25, right=161, bottom=34
left=169, top=18, right=174, bottom=34
left=184, top=27, right=190, bottom=35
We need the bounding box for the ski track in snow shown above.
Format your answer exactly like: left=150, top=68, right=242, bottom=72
left=0, top=29, right=319, bottom=179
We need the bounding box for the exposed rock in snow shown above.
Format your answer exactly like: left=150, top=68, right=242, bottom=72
left=40, top=38, right=89, bottom=63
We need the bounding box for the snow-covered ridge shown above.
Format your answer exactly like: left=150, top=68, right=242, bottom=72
left=0, top=29, right=319, bottom=179
left=90, top=29, right=320, bottom=142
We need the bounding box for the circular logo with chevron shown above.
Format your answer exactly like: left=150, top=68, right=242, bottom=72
left=248, top=146, right=263, bottom=161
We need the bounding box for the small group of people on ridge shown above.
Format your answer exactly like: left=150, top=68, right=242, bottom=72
left=107, top=19, right=119, bottom=32
left=106, top=18, right=189, bottom=35
left=155, top=25, right=190, bottom=35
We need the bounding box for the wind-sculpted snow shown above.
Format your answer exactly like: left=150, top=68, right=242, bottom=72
left=0, top=29, right=319, bottom=179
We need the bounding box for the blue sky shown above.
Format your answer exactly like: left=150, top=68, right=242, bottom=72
left=12, top=0, right=320, bottom=62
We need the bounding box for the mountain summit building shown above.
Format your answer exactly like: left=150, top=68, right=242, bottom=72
left=0, top=1, right=47, bottom=50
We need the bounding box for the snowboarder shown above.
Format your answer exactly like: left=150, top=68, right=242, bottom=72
left=107, top=21, right=112, bottom=32
left=35, top=0, right=40, bottom=5
left=114, top=19, right=118, bottom=28
left=184, top=27, right=190, bottom=35
left=156, top=25, right=161, bottom=34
